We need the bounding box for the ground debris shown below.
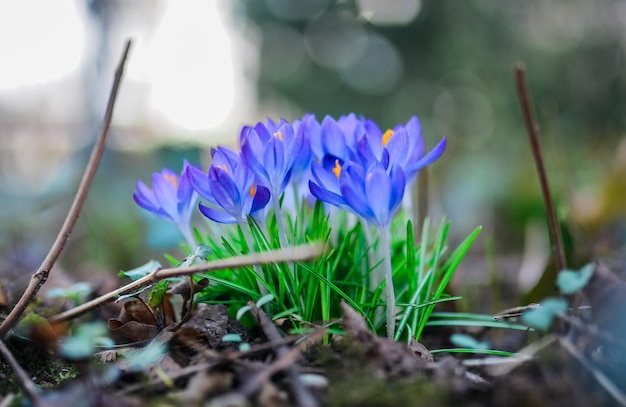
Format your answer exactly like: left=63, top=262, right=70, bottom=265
left=340, top=300, right=430, bottom=377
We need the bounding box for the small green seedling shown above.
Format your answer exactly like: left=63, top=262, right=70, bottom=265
left=47, top=282, right=94, bottom=306
left=221, top=333, right=250, bottom=352
left=59, top=322, right=114, bottom=360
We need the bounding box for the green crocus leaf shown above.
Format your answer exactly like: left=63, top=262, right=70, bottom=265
left=522, top=298, right=568, bottom=332
left=557, top=263, right=594, bottom=295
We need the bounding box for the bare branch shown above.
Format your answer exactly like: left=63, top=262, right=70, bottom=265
left=0, top=40, right=133, bottom=338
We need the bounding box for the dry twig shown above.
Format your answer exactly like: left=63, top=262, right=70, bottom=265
left=514, top=63, right=566, bottom=272
left=0, top=40, right=133, bottom=338
left=48, top=243, right=323, bottom=324
left=238, top=324, right=324, bottom=404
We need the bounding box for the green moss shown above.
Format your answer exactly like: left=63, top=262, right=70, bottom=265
left=0, top=338, right=78, bottom=395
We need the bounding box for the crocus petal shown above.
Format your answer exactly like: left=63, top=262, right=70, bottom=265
left=311, top=160, right=341, bottom=195
left=279, top=168, right=293, bottom=193
left=407, top=136, right=447, bottom=175
left=209, top=170, right=240, bottom=215
left=186, top=166, right=215, bottom=204
left=385, top=127, right=410, bottom=166
left=263, top=137, right=285, bottom=187
left=286, top=121, right=305, bottom=171
left=251, top=185, right=271, bottom=212
left=401, top=116, right=422, bottom=139
left=362, top=118, right=383, bottom=157
left=253, top=122, right=273, bottom=142
left=198, top=203, right=237, bottom=224
left=134, top=180, right=159, bottom=212
left=292, top=135, right=312, bottom=178
left=364, top=164, right=394, bottom=226
left=241, top=133, right=271, bottom=185
left=340, top=163, right=375, bottom=221
left=321, top=116, right=348, bottom=159
left=152, top=173, right=179, bottom=220
left=302, top=114, right=323, bottom=159
left=309, top=180, right=347, bottom=208
left=339, top=113, right=368, bottom=149
left=357, top=136, right=379, bottom=167
left=388, top=164, right=406, bottom=217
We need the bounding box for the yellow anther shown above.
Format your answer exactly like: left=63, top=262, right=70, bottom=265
left=273, top=131, right=283, bottom=141
left=217, top=164, right=229, bottom=174
left=164, top=173, right=179, bottom=189
left=332, top=159, right=342, bottom=179
left=249, top=184, right=256, bottom=197
left=382, top=129, right=395, bottom=147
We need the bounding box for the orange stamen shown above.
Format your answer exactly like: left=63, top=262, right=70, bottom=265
left=164, top=173, right=179, bottom=189
left=249, top=184, right=256, bottom=197
left=382, top=129, right=395, bottom=147
left=273, top=131, right=283, bottom=141
left=332, top=159, right=342, bottom=178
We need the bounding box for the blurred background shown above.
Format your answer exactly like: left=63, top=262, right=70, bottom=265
left=1, top=0, right=625, bottom=311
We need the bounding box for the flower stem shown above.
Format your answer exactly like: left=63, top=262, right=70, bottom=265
left=239, top=220, right=269, bottom=296
left=361, top=219, right=380, bottom=291
left=379, top=224, right=395, bottom=339
left=180, top=225, right=197, bottom=251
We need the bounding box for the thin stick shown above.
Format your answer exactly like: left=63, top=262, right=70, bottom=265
left=238, top=327, right=324, bottom=399
left=0, top=40, right=133, bottom=339
left=249, top=302, right=318, bottom=407
left=48, top=243, right=323, bottom=323
left=0, top=340, right=40, bottom=402
left=514, top=63, right=566, bottom=272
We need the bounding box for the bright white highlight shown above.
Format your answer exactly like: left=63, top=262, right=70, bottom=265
left=142, top=1, right=237, bottom=131
left=0, top=0, right=84, bottom=90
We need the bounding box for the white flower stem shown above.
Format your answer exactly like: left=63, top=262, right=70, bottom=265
left=379, top=224, right=395, bottom=339
left=361, top=219, right=380, bottom=291
left=180, top=225, right=197, bottom=251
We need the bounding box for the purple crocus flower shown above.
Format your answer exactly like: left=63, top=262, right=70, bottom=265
left=367, top=116, right=447, bottom=180
left=339, top=161, right=406, bottom=229
left=186, top=146, right=270, bottom=225
left=310, top=154, right=406, bottom=338
left=133, top=160, right=198, bottom=247
left=240, top=118, right=305, bottom=196
left=309, top=156, right=349, bottom=211
left=240, top=118, right=306, bottom=247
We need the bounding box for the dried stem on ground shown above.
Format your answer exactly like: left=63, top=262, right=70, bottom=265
left=0, top=40, right=133, bottom=339
left=514, top=63, right=567, bottom=273
left=48, top=243, right=323, bottom=324
left=249, top=302, right=319, bottom=407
